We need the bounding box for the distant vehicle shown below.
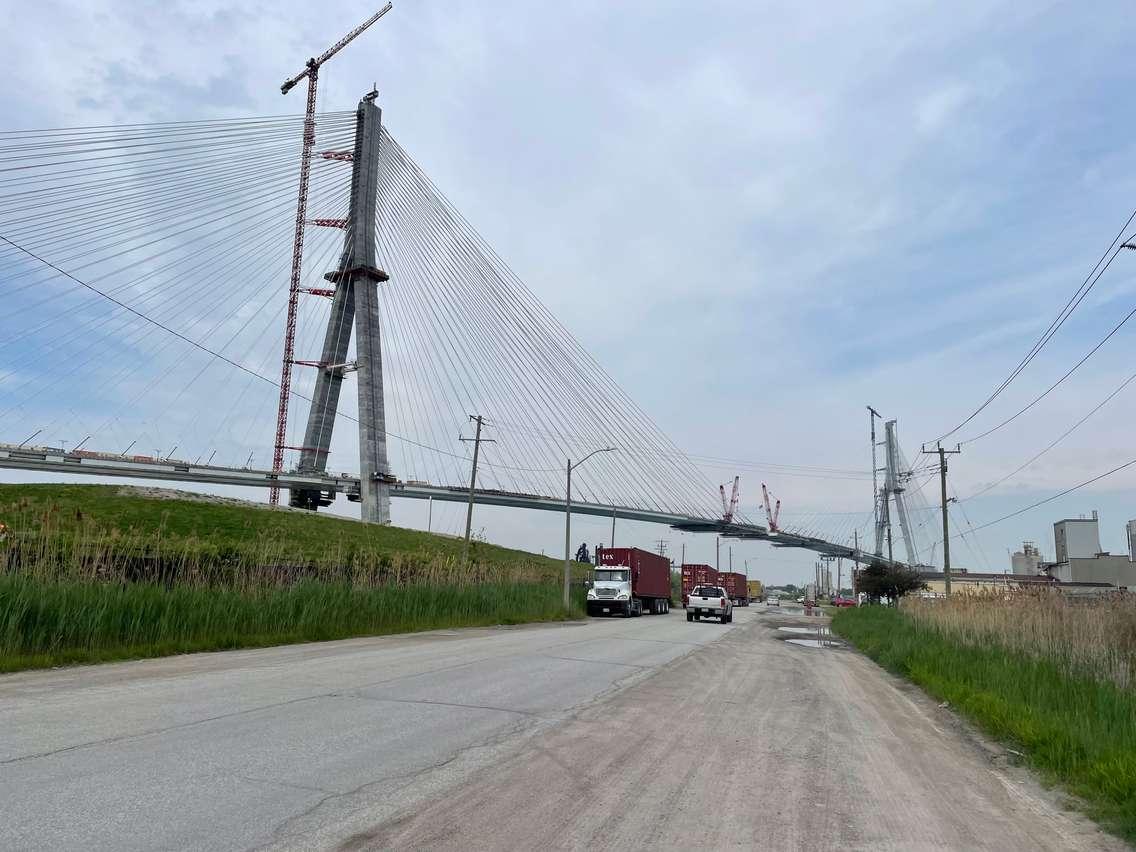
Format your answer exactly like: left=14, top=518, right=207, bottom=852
left=686, top=585, right=733, bottom=623
left=680, top=563, right=717, bottom=608
left=796, top=597, right=806, bottom=604
left=767, top=595, right=780, bottom=607
left=832, top=596, right=856, bottom=608
left=746, top=579, right=764, bottom=602
left=718, top=571, right=750, bottom=606
left=587, top=547, right=672, bottom=617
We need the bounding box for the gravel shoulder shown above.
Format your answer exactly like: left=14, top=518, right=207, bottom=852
left=338, top=607, right=1126, bottom=852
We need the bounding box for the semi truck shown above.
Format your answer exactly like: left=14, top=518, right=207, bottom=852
left=588, top=546, right=673, bottom=617
left=718, top=571, right=750, bottom=606
left=680, top=564, right=717, bottom=608
left=746, top=579, right=764, bottom=602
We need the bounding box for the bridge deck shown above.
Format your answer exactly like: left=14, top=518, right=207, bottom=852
left=0, top=444, right=901, bottom=567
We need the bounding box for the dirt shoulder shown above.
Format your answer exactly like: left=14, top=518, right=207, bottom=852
left=342, top=607, right=1126, bottom=851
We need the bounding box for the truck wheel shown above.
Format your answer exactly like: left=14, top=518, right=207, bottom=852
left=633, top=601, right=643, bottom=617
left=686, top=611, right=693, bottom=622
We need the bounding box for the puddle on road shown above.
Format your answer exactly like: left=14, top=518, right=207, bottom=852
left=778, top=626, right=832, bottom=636
left=776, top=625, right=843, bottom=649
left=785, top=639, right=831, bottom=648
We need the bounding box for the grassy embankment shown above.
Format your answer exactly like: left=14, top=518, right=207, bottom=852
left=0, top=484, right=588, bottom=672
left=832, top=596, right=1136, bottom=842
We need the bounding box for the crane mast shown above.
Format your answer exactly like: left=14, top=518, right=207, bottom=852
left=270, top=4, right=394, bottom=506
left=720, top=475, right=740, bottom=523
left=761, top=482, right=781, bottom=532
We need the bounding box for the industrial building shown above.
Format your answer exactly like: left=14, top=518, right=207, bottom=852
left=1003, top=512, right=1136, bottom=591
left=1010, top=541, right=1042, bottom=576
left=1053, top=513, right=1103, bottom=562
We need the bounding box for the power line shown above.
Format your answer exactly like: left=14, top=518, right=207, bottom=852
left=947, top=455, right=1136, bottom=539
left=933, top=211, right=1136, bottom=443
left=959, top=300, right=1136, bottom=445
left=963, top=367, right=1136, bottom=501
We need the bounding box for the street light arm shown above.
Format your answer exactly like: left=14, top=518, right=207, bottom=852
left=571, top=447, right=617, bottom=472
left=564, top=447, right=616, bottom=612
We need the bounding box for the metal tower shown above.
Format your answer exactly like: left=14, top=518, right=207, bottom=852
left=289, top=94, right=393, bottom=524
left=271, top=4, right=394, bottom=506
left=874, top=419, right=916, bottom=566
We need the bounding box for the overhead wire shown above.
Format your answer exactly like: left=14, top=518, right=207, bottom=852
left=933, top=209, right=1136, bottom=443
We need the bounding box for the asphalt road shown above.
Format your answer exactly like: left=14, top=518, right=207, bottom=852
left=0, top=606, right=1124, bottom=851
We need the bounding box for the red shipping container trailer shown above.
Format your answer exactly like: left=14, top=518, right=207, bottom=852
left=680, top=564, right=718, bottom=608
left=718, top=572, right=750, bottom=606
left=589, top=546, right=673, bottom=617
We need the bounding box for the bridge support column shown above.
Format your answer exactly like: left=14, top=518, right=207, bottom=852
left=352, top=95, right=391, bottom=524
left=290, top=93, right=391, bottom=523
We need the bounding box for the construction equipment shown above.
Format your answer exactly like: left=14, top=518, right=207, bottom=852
left=719, top=476, right=740, bottom=523
left=761, top=482, right=781, bottom=532
left=270, top=3, right=394, bottom=506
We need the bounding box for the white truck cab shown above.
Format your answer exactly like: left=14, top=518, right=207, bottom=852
left=587, top=567, right=641, bottom=617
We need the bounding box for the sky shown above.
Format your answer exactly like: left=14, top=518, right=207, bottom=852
left=4, top=0, right=1136, bottom=585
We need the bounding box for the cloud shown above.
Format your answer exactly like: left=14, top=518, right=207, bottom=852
left=916, top=82, right=974, bottom=132
left=5, top=0, right=1136, bottom=582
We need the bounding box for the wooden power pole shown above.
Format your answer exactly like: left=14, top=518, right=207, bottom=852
left=922, top=443, right=961, bottom=596
left=460, top=415, right=494, bottom=565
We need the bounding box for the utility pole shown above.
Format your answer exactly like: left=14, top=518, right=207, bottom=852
left=461, top=415, right=493, bottom=565
left=922, top=443, right=961, bottom=597
left=729, top=545, right=733, bottom=573
left=427, top=496, right=433, bottom=533
left=868, top=406, right=882, bottom=556
left=611, top=506, right=617, bottom=548
left=716, top=536, right=720, bottom=572
left=681, top=542, right=686, bottom=567
left=654, top=539, right=668, bottom=557
left=852, top=530, right=860, bottom=599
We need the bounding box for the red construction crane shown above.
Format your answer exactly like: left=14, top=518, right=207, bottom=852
left=270, top=3, right=394, bottom=506
left=761, top=482, right=781, bottom=532
left=719, top=476, right=740, bottom=523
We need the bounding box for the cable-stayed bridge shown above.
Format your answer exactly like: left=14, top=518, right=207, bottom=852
left=0, top=94, right=901, bottom=568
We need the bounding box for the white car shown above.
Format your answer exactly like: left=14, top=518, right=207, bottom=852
left=686, top=585, right=733, bottom=623
left=767, top=596, right=780, bottom=607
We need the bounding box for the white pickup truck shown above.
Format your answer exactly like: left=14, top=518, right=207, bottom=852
left=685, top=585, right=733, bottom=623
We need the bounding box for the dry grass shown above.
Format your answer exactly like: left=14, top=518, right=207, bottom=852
left=901, top=590, right=1136, bottom=690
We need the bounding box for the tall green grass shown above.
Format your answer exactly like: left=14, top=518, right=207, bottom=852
left=0, top=484, right=594, bottom=672
left=0, top=484, right=569, bottom=583
left=833, top=606, right=1136, bottom=842
left=0, top=575, right=586, bottom=672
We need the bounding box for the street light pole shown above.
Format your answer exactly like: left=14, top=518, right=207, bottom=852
left=564, top=447, right=617, bottom=610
